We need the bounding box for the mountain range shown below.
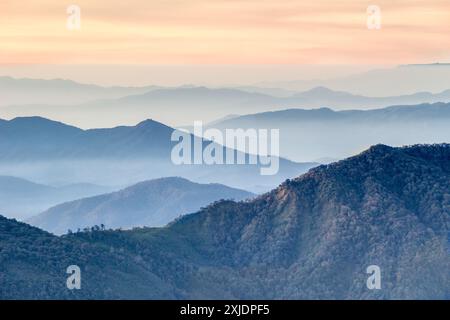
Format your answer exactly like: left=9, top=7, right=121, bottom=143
left=209, top=103, right=450, bottom=162
left=259, top=64, right=450, bottom=96
left=3, top=76, right=450, bottom=128
left=0, top=116, right=315, bottom=195
left=27, top=177, right=254, bottom=235
left=1, top=144, right=448, bottom=299
left=0, top=76, right=161, bottom=106
left=0, top=176, right=114, bottom=220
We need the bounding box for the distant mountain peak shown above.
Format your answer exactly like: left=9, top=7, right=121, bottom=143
left=4, top=116, right=82, bottom=131
left=28, top=176, right=254, bottom=234
left=304, top=86, right=335, bottom=94
left=295, top=86, right=357, bottom=99
left=10, top=115, right=56, bottom=122
left=8, top=116, right=71, bottom=125
left=133, top=119, right=174, bottom=133
left=135, top=118, right=160, bottom=127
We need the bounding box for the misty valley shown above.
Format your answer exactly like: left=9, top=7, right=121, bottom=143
left=0, top=62, right=449, bottom=301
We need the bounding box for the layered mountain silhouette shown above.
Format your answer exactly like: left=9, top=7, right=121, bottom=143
left=1, top=144, right=448, bottom=299
left=260, top=64, right=450, bottom=96
left=0, top=76, right=160, bottom=106
left=0, top=176, right=113, bottom=220
left=210, top=103, right=450, bottom=162
left=3, top=76, right=450, bottom=128
left=0, top=116, right=173, bottom=160
left=27, top=177, right=254, bottom=235
left=0, top=116, right=314, bottom=196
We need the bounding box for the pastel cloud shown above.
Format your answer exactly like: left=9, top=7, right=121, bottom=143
left=0, top=0, right=449, bottom=64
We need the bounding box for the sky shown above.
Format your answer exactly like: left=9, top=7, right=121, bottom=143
left=0, top=0, right=449, bottom=85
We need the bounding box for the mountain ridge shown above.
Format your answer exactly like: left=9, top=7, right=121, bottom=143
left=27, top=177, right=254, bottom=235
left=0, top=175, right=113, bottom=219
left=4, top=79, right=450, bottom=127
left=209, top=103, right=450, bottom=162
left=1, top=144, right=448, bottom=299
left=0, top=116, right=314, bottom=193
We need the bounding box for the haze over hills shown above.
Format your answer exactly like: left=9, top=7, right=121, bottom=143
left=259, top=64, right=450, bottom=96
left=1, top=144, right=448, bottom=299
left=0, top=116, right=315, bottom=194
left=0, top=176, right=114, bottom=220
left=209, top=102, right=450, bottom=162
left=3, top=75, right=450, bottom=127
left=2, top=0, right=449, bottom=302
left=2, top=64, right=450, bottom=99
left=27, top=177, right=254, bottom=235
left=0, top=76, right=161, bottom=106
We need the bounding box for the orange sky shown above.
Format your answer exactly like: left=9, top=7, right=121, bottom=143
left=1, top=0, right=450, bottom=65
